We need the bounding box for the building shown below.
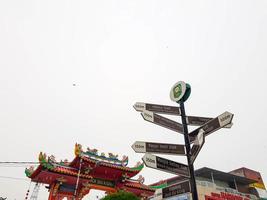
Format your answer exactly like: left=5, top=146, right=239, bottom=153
left=150, top=167, right=267, bottom=200
left=25, top=143, right=267, bottom=200
left=25, top=143, right=155, bottom=200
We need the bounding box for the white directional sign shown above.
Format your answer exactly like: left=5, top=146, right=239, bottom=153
left=141, top=110, right=184, bottom=134
left=134, top=102, right=231, bottom=128
left=132, top=141, right=185, bottom=155
left=142, top=153, right=190, bottom=177
left=189, top=111, right=234, bottom=142
left=186, top=116, right=233, bottom=128
left=134, top=102, right=181, bottom=115
left=190, top=129, right=205, bottom=164
left=162, top=180, right=191, bottom=199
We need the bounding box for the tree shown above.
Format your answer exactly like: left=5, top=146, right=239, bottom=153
left=101, top=190, right=140, bottom=200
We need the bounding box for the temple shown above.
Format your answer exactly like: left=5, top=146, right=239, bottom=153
left=25, top=143, right=159, bottom=200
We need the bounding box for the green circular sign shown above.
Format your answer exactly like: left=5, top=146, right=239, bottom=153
left=183, top=83, right=191, bottom=102
left=170, top=81, right=191, bottom=103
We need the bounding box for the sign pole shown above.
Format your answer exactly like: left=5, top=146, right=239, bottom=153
left=133, top=80, right=233, bottom=200
left=170, top=81, right=198, bottom=200
left=180, top=101, right=198, bottom=200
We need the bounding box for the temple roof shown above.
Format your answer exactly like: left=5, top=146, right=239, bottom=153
left=124, top=181, right=155, bottom=192
left=80, top=155, right=143, bottom=174
left=25, top=143, right=155, bottom=198
left=26, top=159, right=155, bottom=198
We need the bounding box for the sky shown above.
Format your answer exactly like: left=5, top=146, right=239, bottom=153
left=0, top=0, right=267, bottom=199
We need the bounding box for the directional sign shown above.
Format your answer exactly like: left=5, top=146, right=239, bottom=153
left=142, top=153, right=190, bottom=177
left=134, top=102, right=231, bottom=128
left=190, top=129, right=205, bottom=164
left=166, top=176, right=189, bottom=186
left=132, top=141, right=185, bottom=155
left=141, top=110, right=184, bottom=134
left=134, top=102, right=181, bottom=115
left=187, top=116, right=232, bottom=128
left=162, top=180, right=191, bottom=199
left=189, top=111, right=234, bottom=142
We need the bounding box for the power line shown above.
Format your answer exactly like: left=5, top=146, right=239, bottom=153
left=0, top=162, right=40, bottom=168
left=0, top=166, right=37, bottom=167
left=0, top=162, right=39, bottom=164
left=0, top=175, right=28, bottom=181
left=0, top=161, right=71, bottom=164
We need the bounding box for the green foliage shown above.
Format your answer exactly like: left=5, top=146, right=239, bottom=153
left=101, top=190, right=140, bottom=200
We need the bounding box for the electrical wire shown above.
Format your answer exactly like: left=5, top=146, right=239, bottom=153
left=0, top=175, right=28, bottom=181
left=0, top=161, right=68, bottom=182
left=0, top=161, right=71, bottom=164
left=0, top=162, right=37, bottom=182
left=0, top=162, right=40, bottom=168
left=0, top=166, right=37, bottom=167
left=0, top=162, right=39, bottom=164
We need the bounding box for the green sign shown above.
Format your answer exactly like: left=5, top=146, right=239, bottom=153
left=173, top=84, right=183, bottom=99
left=170, top=81, right=190, bottom=103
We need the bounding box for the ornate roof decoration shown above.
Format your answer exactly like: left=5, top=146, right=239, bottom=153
left=25, top=143, right=154, bottom=199
left=75, top=143, right=130, bottom=167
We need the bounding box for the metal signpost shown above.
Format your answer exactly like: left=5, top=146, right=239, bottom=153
left=162, top=180, right=191, bottom=199
left=186, top=116, right=232, bottom=128
left=190, top=129, right=205, bottom=164
left=189, top=111, right=234, bottom=142
left=176, top=94, right=199, bottom=200
left=134, top=102, right=181, bottom=115
left=133, top=81, right=234, bottom=200
left=132, top=141, right=185, bottom=155
left=166, top=176, right=188, bottom=186
left=142, top=153, right=190, bottom=177
left=134, top=102, right=232, bottom=128
left=141, top=110, right=184, bottom=134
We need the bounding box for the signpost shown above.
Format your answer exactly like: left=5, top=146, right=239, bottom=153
left=132, top=141, right=185, bottom=155
left=162, top=180, right=191, bottom=199
left=142, top=153, right=190, bottom=177
left=190, top=129, right=205, bottom=164
left=189, top=111, right=234, bottom=142
left=141, top=110, right=184, bottom=134
left=172, top=82, right=199, bottom=200
left=134, top=102, right=231, bottom=128
left=166, top=176, right=189, bottom=186
left=133, top=80, right=234, bottom=200
left=186, top=116, right=232, bottom=128
left=134, top=102, right=181, bottom=115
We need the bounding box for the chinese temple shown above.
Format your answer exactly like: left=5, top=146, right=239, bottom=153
left=25, top=143, right=159, bottom=200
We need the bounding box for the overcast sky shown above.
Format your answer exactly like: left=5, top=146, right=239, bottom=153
left=0, top=1, right=267, bottom=199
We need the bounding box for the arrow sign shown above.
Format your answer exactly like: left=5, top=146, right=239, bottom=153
left=134, top=102, right=231, bottom=128
left=162, top=180, right=191, bottom=199
left=166, top=176, right=189, bottom=186
left=141, top=110, right=184, bottom=134
left=190, top=129, right=205, bottom=164
left=134, top=102, right=181, bottom=115
left=189, top=111, right=234, bottom=142
left=132, top=141, right=186, bottom=155
left=187, top=116, right=232, bottom=128
left=142, top=153, right=190, bottom=177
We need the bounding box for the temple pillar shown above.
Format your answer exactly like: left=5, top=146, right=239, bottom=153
left=48, top=183, right=56, bottom=200
left=77, top=187, right=90, bottom=199
left=48, top=183, right=66, bottom=200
